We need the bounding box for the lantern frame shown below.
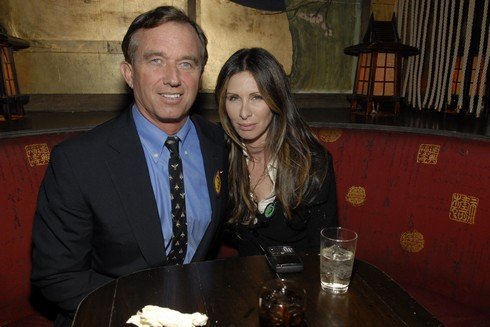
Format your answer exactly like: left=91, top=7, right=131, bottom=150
left=344, top=14, right=419, bottom=115
left=0, top=28, right=29, bottom=121
left=447, top=55, right=489, bottom=115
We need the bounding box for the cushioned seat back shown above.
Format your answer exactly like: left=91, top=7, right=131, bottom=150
left=313, top=127, right=490, bottom=311
left=0, top=132, right=81, bottom=324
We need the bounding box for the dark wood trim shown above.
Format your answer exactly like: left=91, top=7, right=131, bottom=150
left=24, top=94, right=133, bottom=113
left=187, top=0, right=197, bottom=21
left=3, top=104, right=488, bottom=141
left=23, top=93, right=352, bottom=113
left=361, top=0, right=371, bottom=37
left=294, top=93, right=351, bottom=109
left=195, top=92, right=352, bottom=110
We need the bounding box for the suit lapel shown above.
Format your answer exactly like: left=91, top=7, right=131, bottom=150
left=105, top=109, right=166, bottom=267
left=191, top=115, right=225, bottom=261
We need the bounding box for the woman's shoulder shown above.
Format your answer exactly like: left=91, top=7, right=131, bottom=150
left=304, top=145, right=334, bottom=206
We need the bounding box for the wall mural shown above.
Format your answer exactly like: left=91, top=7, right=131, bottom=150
left=230, top=0, right=361, bottom=92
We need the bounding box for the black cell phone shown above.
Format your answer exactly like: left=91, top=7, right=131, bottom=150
left=265, top=246, right=304, bottom=273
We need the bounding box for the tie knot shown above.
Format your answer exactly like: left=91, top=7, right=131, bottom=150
left=165, top=136, right=180, bottom=154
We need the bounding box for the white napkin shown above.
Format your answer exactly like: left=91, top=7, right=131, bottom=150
left=127, top=305, right=208, bottom=327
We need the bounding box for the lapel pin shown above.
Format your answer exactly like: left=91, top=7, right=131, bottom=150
left=214, top=170, right=222, bottom=197
left=264, top=202, right=275, bottom=218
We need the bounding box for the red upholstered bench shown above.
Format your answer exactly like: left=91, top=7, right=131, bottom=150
left=2, top=125, right=489, bottom=327
left=312, top=127, right=490, bottom=326
left=218, top=126, right=490, bottom=325
left=0, top=128, right=235, bottom=324
left=0, top=126, right=236, bottom=325
left=0, top=131, right=81, bottom=326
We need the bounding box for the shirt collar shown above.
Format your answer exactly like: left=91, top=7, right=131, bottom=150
left=132, top=105, right=192, bottom=162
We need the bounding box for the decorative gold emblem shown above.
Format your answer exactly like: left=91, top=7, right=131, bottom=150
left=214, top=170, right=222, bottom=197
left=449, top=193, right=478, bottom=224
left=345, top=186, right=366, bottom=206
left=25, top=144, right=50, bottom=166
left=416, top=144, right=440, bottom=164
left=318, top=129, right=342, bottom=143
left=400, top=230, right=424, bottom=253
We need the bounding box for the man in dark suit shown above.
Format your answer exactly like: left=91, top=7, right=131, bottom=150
left=31, top=6, right=228, bottom=327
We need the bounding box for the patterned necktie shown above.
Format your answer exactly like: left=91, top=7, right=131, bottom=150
left=165, top=136, right=187, bottom=264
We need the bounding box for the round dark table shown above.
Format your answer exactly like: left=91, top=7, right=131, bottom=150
left=72, top=254, right=441, bottom=326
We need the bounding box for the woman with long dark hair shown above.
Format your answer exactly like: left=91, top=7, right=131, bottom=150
left=215, top=47, right=338, bottom=255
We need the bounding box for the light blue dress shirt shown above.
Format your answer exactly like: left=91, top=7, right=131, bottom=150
left=132, top=106, right=211, bottom=263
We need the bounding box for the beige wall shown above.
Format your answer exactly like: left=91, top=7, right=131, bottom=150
left=199, top=0, right=292, bottom=91
left=0, top=0, right=291, bottom=95
left=371, top=0, right=396, bottom=21
left=0, top=0, right=187, bottom=94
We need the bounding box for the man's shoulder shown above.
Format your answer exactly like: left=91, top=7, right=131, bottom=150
left=191, top=114, right=221, bottom=128
left=56, top=109, right=131, bottom=152
left=191, top=114, right=225, bottom=140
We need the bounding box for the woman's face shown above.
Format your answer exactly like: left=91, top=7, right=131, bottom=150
left=225, top=71, right=273, bottom=148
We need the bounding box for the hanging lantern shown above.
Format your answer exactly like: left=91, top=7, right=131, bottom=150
left=344, top=14, right=419, bottom=115
left=468, top=56, right=487, bottom=97
left=0, top=26, right=29, bottom=121
left=448, top=54, right=488, bottom=115
left=450, top=56, right=464, bottom=97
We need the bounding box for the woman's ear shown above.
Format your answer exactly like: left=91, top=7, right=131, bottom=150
left=120, top=61, right=134, bottom=89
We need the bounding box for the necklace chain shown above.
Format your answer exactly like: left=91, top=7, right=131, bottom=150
left=250, top=168, right=269, bottom=195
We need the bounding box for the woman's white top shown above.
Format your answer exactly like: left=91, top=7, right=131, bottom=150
left=244, top=149, right=277, bottom=214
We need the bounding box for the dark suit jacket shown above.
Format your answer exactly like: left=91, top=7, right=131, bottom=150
left=31, top=108, right=228, bottom=325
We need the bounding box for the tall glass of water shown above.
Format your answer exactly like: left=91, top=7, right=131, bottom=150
left=320, top=227, right=358, bottom=294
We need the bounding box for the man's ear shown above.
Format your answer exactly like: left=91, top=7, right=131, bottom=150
left=120, top=61, right=134, bottom=89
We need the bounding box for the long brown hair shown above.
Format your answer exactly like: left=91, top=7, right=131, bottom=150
left=215, top=48, right=329, bottom=225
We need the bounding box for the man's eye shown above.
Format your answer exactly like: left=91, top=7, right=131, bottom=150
left=179, top=61, right=194, bottom=70
left=150, top=58, right=162, bottom=64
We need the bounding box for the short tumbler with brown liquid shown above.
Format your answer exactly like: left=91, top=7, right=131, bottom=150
left=258, top=279, right=306, bottom=327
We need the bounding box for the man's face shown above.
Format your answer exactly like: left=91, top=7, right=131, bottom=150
left=121, top=21, right=202, bottom=134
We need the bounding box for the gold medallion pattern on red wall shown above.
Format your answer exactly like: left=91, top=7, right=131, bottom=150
left=416, top=144, right=440, bottom=164
left=345, top=186, right=366, bottom=206
left=400, top=230, right=424, bottom=253
left=318, top=129, right=342, bottom=143
left=25, top=144, right=50, bottom=166
left=449, top=193, right=478, bottom=224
